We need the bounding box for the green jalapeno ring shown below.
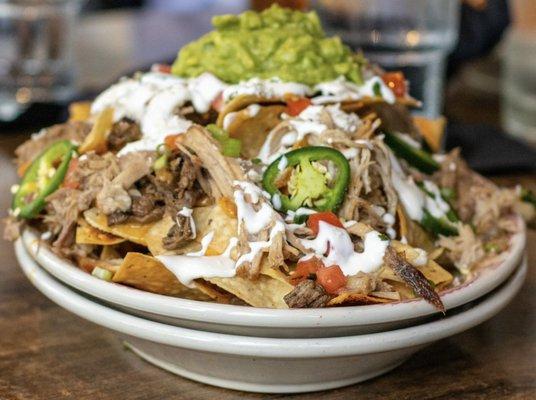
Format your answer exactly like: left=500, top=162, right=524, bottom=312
left=262, top=146, right=350, bottom=213
left=12, top=140, right=78, bottom=219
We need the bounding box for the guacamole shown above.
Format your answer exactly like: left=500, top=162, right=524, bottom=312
left=172, top=5, right=363, bottom=86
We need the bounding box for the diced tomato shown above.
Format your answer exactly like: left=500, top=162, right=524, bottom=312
left=286, top=97, right=311, bottom=116
left=211, top=93, right=224, bottom=112
left=164, top=133, right=183, bottom=150
left=316, top=265, right=347, bottom=294
left=381, top=72, right=407, bottom=98
left=62, top=158, right=79, bottom=189
left=291, top=257, right=324, bottom=285
left=306, top=212, right=343, bottom=236
left=153, top=64, right=172, bottom=74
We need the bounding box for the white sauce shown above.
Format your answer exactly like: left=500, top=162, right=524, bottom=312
left=390, top=151, right=451, bottom=222
left=422, top=180, right=451, bottom=219
left=246, top=103, right=261, bottom=117
left=413, top=248, right=428, bottom=266
left=389, top=151, right=426, bottom=221
left=187, top=72, right=228, bottom=114
left=223, top=112, right=238, bottom=130
left=156, top=237, right=239, bottom=287
left=312, top=76, right=396, bottom=105
left=235, top=220, right=285, bottom=268
left=186, top=231, right=214, bottom=256
left=222, top=77, right=311, bottom=102
left=277, top=156, right=288, bottom=171
left=391, top=172, right=425, bottom=221
left=92, top=72, right=227, bottom=155
left=395, top=132, right=422, bottom=149
left=234, top=187, right=275, bottom=234
left=258, top=104, right=360, bottom=164
left=272, top=193, right=282, bottom=210
left=341, top=148, right=358, bottom=159
left=300, top=221, right=389, bottom=275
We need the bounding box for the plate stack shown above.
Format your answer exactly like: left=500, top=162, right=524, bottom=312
left=15, top=217, right=527, bottom=394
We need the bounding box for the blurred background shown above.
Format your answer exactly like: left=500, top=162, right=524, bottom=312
left=0, top=0, right=535, bottom=171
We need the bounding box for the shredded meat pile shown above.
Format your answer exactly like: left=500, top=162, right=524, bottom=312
left=107, top=118, right=142, bottom=152
left=15, top=121, right=91, bottom=167
left=104, top=149, right=204, bottom=228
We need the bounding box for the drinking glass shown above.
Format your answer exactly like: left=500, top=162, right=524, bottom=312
left=315, top=0, right=460, bottom=118
left=0, top=0, right=83, bottom=121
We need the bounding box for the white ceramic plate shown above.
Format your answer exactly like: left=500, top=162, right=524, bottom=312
left=15, top=239, right=527, bottom=393
left=21, top=216, right=526, bottom=338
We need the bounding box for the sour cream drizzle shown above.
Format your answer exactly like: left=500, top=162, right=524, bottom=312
left=258, top=104, right=361, bottom=164
left=222, top=77, right=311, bottom=102
left=300, top=221, right=389, bottom=275
left=91, top=71, right=395, bottom=157
left=390, top=151, right=452, bottom=222
left=312, top=76, right=395, bottom=105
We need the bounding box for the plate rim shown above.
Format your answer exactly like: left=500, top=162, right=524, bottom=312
left=20, top=215, right=526, bottom=329
left=15, top=239, right=528, bottom=357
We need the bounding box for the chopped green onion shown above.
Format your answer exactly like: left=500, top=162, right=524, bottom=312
left=378, top=233, right=390, bottom=241
left=221, top=137, right=242, bottom=157
left=251, top=158, right=262, bottom=165
left=206, top=124, right=228, bottom=141
left=521, top=188, right=536, bottom=208
left=440, top=187, right=456, bottom=201
left=92, top=267, right=114, bottom=281
left=206, top=124, right=241, bottom=157
left=153, top=153, right=168, bottom=170
left=373, top=81, right=382, bottom=97
left=484, top=242, right=500, bottom=253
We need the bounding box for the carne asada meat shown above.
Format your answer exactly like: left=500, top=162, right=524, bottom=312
left=162, top=214, right=195, bottom=250
left=284, top=279, right=331, bottom=308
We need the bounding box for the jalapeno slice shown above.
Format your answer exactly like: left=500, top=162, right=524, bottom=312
left=384, top=132, right=439, bottom=174
left=12, top=140, right=77, bottom=219
left=421, top=209, right=458, bottom=237
left=416, top=181, right=459, bottom=237
left=262, top=146, right=350, bottom=213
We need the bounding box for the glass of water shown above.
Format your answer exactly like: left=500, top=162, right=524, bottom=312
left=315, top=0, right=460, bottom=118
left=0, top=0, right=83, bottom=121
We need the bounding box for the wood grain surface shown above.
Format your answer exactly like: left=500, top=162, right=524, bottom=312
left=0, top=129, right=534, bottom=400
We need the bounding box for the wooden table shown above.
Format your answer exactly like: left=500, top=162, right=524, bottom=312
left=0, top=130, right=534, bottom=399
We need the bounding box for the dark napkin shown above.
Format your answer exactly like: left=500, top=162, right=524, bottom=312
left=445, top=122, right=536, bottom=174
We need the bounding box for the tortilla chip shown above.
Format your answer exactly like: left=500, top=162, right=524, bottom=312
left=226, top=105, right=286, bottom=158
left=146, top=204, right=238, bottom=256
left=217, top=94, right=283, bottom=127
left=397, top=205, right=435, bottom=252
left=328, top=292, right=392, bottom=306
left=100, top=245, right=121, bottom=260
left=83, top=208, right=154, bottom=246
left=113, top=252, right=212, bottom=299
left=208, top=274, right=292, bottom=308
left=413, top=115, right=446, bottom=153
left=379, top=242, right=453, bottom=287
left=69, top=101, right=92, bottom=122
left=383, top=280, right=415, bottom=300
left=76, top=219, right=125, bottom=245
left=79, top=107, right=114, bottom=154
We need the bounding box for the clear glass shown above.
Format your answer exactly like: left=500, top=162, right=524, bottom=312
left=315, top=0, right=460, bottom=118
left=0, top=0, right=83, bottom=121
left=501, top=31, right=536, bottom=148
